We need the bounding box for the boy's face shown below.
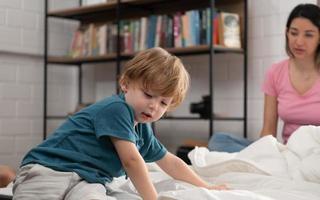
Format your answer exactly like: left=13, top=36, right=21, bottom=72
left=121, top=81, right=172, bottom=124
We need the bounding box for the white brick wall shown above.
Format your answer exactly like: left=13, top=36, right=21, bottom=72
left=0, top=0, right=78, bottom=169
left=0, top=0, right=43, bottom=55
left=0, top=53, right=44, bottom=168
left=0, top=0, right=317, bottom=168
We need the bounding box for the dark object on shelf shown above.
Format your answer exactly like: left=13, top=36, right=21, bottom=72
left=176, top=146, right=194, bottom=165
left=190, top=95, right=211, bottom=119
left=176, top=138, right=208, bottom=164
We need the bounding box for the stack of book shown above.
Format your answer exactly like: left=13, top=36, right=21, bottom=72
left=68, top=8, right=242, bottom=58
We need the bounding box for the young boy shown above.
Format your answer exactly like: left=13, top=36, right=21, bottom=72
left=13, top=47, right=226, bottom=200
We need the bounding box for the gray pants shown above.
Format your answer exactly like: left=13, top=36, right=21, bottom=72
left=13, top=164, right=112, bottom=200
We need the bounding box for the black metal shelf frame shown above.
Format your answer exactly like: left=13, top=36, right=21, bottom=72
left=43, top=0, right=248, bottom=140
left=44, top=0, right=86, bottom=140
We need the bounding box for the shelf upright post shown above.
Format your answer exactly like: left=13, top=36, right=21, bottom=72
left=43, top=0, right=49, bottom=140
left=78, top=65, right=83, bottom=103
left=116, top=0, right=121, bottom=94
left=243, top=0, right=248, bottom=138
left=78, top=0, right=83, bottom=104
left=208, top=0, right=215, bottom=138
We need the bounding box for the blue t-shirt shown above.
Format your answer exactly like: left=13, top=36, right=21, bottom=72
left=22, top=93, right=167, bottom=185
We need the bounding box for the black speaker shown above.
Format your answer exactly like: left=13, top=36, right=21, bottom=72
left=176, top=146, right=195, bottom=165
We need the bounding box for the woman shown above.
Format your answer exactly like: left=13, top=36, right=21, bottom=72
left=261, top=4, right=320, bottom=143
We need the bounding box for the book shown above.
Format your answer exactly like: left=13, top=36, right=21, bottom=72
left=173, top=13, right=183, bottom=48
left=132, top=20, right=141, bottom=52
left=213, top=11, right=220, bottom=45
left=122, top=22, right=132, bottom=53
left=98, top=24, right=107, bottom=55
left=147, top=15, right=157, bottom=48
left=69, top=28, right=84, bottom=58
left=90, top=24, right=99, bottom=56
left=219, top=12, right=241, bottom=48
left=166, top=16, right=173, bottom=47
left=187, top=10, right=200, bottom=46
left=155, top=15, right=163, bottom=47
left=199, top=9, right=207, bottom=45
left=139, top=17, right=147, bottom=50
left=181, top=12, right=190, bottom=47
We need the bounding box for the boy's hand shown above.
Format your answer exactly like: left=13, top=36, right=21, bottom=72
left=157, top=153, right=230, bottom=192
left=207, top=184, right=229, bottom=190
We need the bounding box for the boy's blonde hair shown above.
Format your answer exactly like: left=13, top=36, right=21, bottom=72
left=119, top=47, right=190, bottom=110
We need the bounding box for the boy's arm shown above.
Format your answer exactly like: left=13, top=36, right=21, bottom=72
left=111, top=137, right=157, bottom=200
left=156, top=152, right=227, bottom=190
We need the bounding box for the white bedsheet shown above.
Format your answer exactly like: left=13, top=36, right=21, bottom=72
left=104, top=166, right=320, bottom=200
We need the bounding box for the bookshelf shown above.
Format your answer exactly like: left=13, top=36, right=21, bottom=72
left=44, top=0, right=248, bottom=143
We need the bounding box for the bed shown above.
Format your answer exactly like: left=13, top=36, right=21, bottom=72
left=2, top=125, right=320, bottom=200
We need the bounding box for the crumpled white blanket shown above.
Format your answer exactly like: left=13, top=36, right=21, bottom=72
left=188, top=125, right=320, bottom=183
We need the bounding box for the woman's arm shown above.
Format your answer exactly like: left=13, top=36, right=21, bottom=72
left=111, top=137, right=157, bottom=200
left=260, top=94, right=278, bottom=137
left=156, top=152, right=226, bottom=190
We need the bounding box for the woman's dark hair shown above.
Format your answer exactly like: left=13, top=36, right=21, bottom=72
left=285, top=4, right=320, bottom=65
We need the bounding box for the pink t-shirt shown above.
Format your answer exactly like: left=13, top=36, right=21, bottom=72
left=262, top=59, right=320, bottom=143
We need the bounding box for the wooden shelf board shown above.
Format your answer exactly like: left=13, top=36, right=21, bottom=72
left=48, top=2, right=118, bottom=18
left=47, top=46, right=243, bottom=65
left=167, top=45, right=243, bottom=55
left=47, top=53, right=132, bottom=64
left=47, top=0, right=168, bottom=22
left=47, top=0, right=243, bottom=23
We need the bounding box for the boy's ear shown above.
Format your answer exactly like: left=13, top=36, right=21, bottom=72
left=120, top=79, right=129, bottom=93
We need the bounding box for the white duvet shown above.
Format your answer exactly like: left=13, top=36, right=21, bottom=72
left=189, top=125, right=320, bottom=183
